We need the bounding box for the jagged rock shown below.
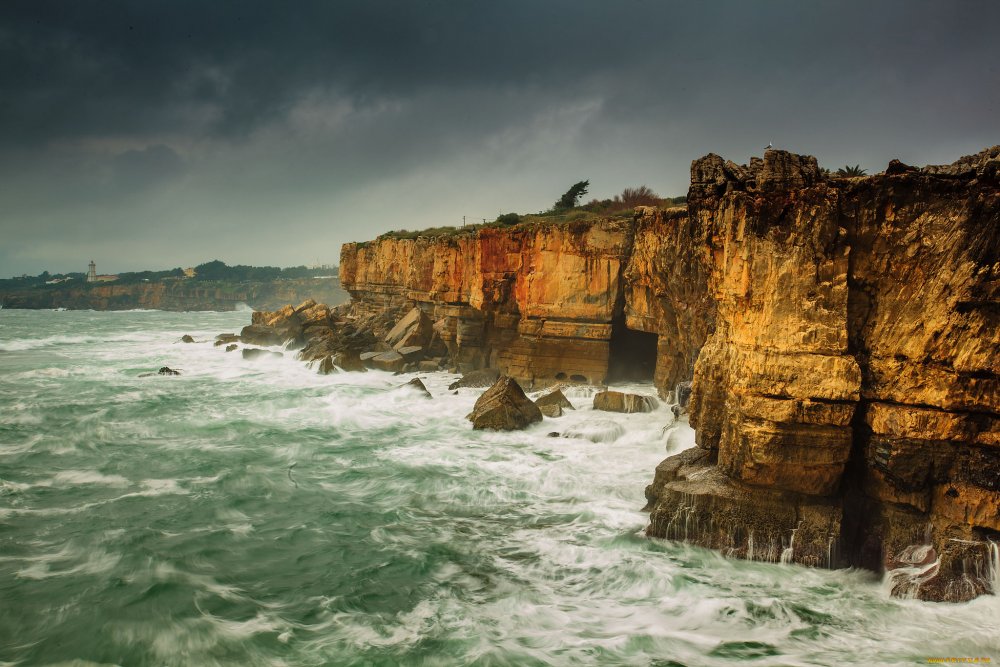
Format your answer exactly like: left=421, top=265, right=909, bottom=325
left=885, top=159, right=916, bottom=175
left=139, top=366, right=181, bottom=377
left=318, top=356, right=338, bottom=375
left=332, top=351, right=366, bottom=372
left=385, top=307, right=434, bottom=351
left=239, top=324, right=284, bottom=347
left=674, top=381, right=692, bottom=410
left=400, top=377, right=432, bottom=398
left=593, top=391, right=657, bottom=413
left=242, top=348, right=283, bottom=360
left=225, top=344, right=238, bottom=352
left=466, top=376, right=542, bottom=431
left=180, top=334, right=195, bottom=343
left=371, top=350, right=405, bottom=373
left=448, top=368, right=501, bottom=390
left=535, top=389, right=574, bottom=418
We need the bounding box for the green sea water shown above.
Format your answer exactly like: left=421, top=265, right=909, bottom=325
left=1, top=309, right=997, bottom=667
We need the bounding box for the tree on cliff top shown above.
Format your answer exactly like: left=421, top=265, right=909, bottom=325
left=836, top=165, right=867, bottom=177
left=554, top=180, right=589, bottom=209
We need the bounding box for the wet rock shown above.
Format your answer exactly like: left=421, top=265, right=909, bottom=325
left=214, top=333, right=240, bottom=346
left=417, top=360, right=440, bottom=372
left=538, top=404, right=562, bottom=418
left=180, top=334, right=195, bottom=343
left=332, top=351, right=366, bottom=372
left=318, top=355, right=338, bottom=375
left=547, top=432, right=561, bottom=438
left=239, top=324, right=284, bottom=347
left=139, top=366, right=181, bottom=377
left=674, top=381, right=692, bottom=411
left=534, top=389, right=574, bottom=416
left=448, top=368, right=501, bottom=390
left=225, top=344, right=238, bottom=352
left=400, top=377, right=432, bottom=398
left=593, top=391, right=657, bottom=413
left=243, top=348, right=283, bottom=360
left=371, top=350, right=405, bottom=373
left=466, top=376, right=542, bottom=431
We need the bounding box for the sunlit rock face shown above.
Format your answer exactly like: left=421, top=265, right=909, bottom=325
left=648, top=147, right=1000, bottom=602
left=338, top=146, right=999, bottom=601
left=340, top=218, right=713, bottom=393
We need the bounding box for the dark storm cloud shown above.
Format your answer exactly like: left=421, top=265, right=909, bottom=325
left=1, top=0, right=998, bottom=275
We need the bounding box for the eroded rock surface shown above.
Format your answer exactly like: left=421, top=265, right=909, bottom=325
left=466, top=376, right=543, bottom=431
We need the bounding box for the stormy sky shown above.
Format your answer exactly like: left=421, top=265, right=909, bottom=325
left=2, top=1, right=998, bottom=276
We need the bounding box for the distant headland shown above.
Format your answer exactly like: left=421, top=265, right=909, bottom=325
left=0, top=259, right=348, bottom=311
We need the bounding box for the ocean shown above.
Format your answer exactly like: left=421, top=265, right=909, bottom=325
left=1, top=309, right=997, bottom=666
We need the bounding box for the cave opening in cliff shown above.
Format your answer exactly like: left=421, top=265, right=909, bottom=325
left=607, top=320, right=658, bottom=384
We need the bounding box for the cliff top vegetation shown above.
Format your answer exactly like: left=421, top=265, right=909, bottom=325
left=370, top=185, right=687, bottom=244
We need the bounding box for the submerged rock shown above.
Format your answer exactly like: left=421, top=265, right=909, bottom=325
left=225, top=344, right=238, bottom=352
left=242, top=348, right=283, bottom=361
left=562, top=420, right=626, bottom=444
left=400, top=377, right=432, bottom=398
left=180, top=334, right=195, bottom=343
left=139, top=366, right=181, bottom=377
left=467, top=376, right=542, bottom=431
left=214, top=333, right=240, bottom=346
left=593, top=391, right=657, bottom=413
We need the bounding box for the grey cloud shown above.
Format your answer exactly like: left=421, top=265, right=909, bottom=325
left=0, top=0, right=998, bottom=275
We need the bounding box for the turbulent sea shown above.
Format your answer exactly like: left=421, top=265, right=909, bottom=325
left=1, top=309, right=998, bottom=667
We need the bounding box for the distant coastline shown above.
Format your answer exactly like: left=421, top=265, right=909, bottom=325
left=0, top=260, right=348, bottom=311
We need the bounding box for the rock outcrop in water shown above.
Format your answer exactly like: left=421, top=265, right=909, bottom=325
left=325, top=146, right=999, bottom=601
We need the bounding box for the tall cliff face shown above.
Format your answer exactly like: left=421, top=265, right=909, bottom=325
left=340, top=217, right=712, bottom=393
left=646, top=147, right=1000, bottom=601
left=338, top=146, right=999, bottom=601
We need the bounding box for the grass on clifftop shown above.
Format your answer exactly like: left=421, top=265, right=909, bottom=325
left=368, top=191, right=687, bottom=244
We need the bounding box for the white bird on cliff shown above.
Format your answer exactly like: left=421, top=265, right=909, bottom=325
left=765, top=141, right=773, bottom=150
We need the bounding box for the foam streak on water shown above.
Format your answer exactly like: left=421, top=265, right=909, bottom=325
left=1, top=309, right=998, bottom=666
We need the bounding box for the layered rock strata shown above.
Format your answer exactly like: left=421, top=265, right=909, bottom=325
left=645, top=147, right=1000, bottom=601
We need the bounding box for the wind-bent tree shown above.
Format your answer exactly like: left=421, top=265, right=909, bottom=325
left=555, top=180, right=590, bottom=209
left=836, top=165, right=867, bottom=177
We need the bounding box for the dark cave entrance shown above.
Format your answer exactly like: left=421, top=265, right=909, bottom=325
left=607, top=315, right=658, bottom=383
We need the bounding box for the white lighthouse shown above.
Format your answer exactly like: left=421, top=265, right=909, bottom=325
left=86, top=260, right=97, bottom=283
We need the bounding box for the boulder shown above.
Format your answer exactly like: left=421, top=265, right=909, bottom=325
left=318, top=356, right=338, bottom=375
left=535, top=389, right=574, bottom=415
left=243, top=348, right=283, bottom=361
left=448, top=368, right=501, bottom=390
left=372, top=350, right=405, bottom=373
left=400, top=377, right=432, bottom=398
left=417, top=360, right=440, bottom=372
left=397, top=345, right=424, bottom=361
left=359, top=351, right=381, bottom=368
left=385, top=307, right=434, bottom=351
left=332, top=351, right=366, bottom=372
left=466, top=376, right=543, bottom=431
left=593, top=390, right=657, bottom=413
left=180, top=335, right=195, bottom=343
left=225, top=344, right=238, bottom=352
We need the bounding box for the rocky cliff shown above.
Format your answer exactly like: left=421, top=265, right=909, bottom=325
left=338, top=146, right=999, bottom=601
left=0, top=277, right=348, bottom=311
